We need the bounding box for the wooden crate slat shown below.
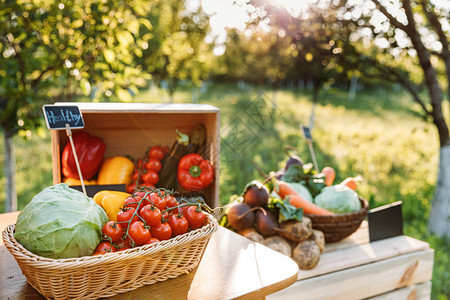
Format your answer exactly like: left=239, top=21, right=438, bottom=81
left=368, top=281, right=431, bottom=300
left=51, top=102, right=220, bottom=208
left=268, top=249, right=434, bottom=300
left=55, top=102, right=220, bottom=113
left=298, top=235, right=430, bottom=280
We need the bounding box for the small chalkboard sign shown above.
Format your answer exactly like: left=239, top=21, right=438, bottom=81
left=368, top=201, right=404, bottom=242
left=43, top=105, right=84, bottom=130
left=301, top=125, right=312, bottom=141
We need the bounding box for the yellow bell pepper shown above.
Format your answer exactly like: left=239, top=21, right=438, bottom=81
left=93, top=190, right=131, bottom=221
left=97, top=156, right=135, bottom=185
left=63, top=177, right=97, bottom=186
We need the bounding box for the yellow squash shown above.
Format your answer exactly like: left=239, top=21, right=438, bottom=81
left=97, top=156, right=135, bottom=185
left=93, top=190, right=131, bottom=221
left=63, top=177, right=97, bottom=186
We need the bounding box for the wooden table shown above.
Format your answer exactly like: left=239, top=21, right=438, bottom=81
left=268, top=221, right=434, bottom=300
left=0, top=211, right=299, bottom=300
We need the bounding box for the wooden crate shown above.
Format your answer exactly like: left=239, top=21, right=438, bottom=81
left=51, top=102, right=220, bottom=208
left=268, top=221, right=434, bottom=300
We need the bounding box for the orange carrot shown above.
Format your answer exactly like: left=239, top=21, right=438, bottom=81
left=275, top=181, right=334, bottom=215
left=340, top=175, right=363, bottom=190
left=321, top=166, right=335, bottom=186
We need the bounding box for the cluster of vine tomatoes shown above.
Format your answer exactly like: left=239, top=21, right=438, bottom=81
left=94, top=188, right=208, bottom=255
left=126, top=146, right=168, bottom=193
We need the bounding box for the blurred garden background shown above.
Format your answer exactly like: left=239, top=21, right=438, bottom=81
left=1, top=0, right=449, bottom=298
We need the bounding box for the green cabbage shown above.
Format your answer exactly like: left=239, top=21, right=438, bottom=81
left=286, top=182, right=313, bottom=203
left=314, top=185, right=361, bottom=214
left=271, top=182, right=313, bottom=203
left=14, top=183, right=108, bottom=259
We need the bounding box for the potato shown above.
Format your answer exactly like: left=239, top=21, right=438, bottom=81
left=309, top=229, right=325, bottom=253
left=264, top=236, right=292, bottom=257
left=238, top=228, right=265, bottom=244
left=292, top=240, right=321, bottom=270
left=276, top=217, right=312, bottom=243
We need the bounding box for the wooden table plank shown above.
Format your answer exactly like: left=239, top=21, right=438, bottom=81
left=322, top=221, right=370, bottom=253
left=0, top=212, right=299, bottom=300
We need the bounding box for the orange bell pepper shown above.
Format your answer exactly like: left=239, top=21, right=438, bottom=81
left=93, top=190, right=131, bottom=221
left=97, top=156, right=135, bottom=186
left=63, top=177, right=97, bottom=186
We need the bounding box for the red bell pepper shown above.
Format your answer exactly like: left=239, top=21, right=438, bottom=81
left=177, top=153, right=214, bottom=190
left=61, top=131, right=106, bottom=180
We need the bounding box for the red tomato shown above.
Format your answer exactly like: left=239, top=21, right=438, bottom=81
left=140, top=205, right=162, bottom=227
left=94, top=242, right=117, bottom=255
left=148, top=192, right=166, bottom=211
left=161, top=211, right=171, bottom=222
left=149, top=146, right=165, bottom=160
left=162, top=146, right=170, bottom=155
left=145, top=237, right=160, bottom=245
left=102, top=221, right=123, bottom=243
left=142, top=170, right=159, bottom=186
left=116, top=239, right=132, bottom=251
left=137, top=159, right=144, bottom=169
left=117, top=207, right=139, bottom=224
left=151, top=223, right=172, bottom=241
left=168, top=214, right=189, bottom=237
left=127, top=221, right=151, bottom=246
left=133, top=190, right=150, bottom=201
left=140, top=184, right=155, bottom=190
left=123, top=196, right=136, bottom=208
left=126, top=182, right=137, bottom=194
left=164, top=195, right=178, bottom=208
left=145, top=158, right=162, bottom=172
left=131, top=171, right=140, bottom=182
left=185, top=206, right=207, bottom=229
left=175, top=204, right=191, bottom=215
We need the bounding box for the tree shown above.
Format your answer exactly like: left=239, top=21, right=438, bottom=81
left=0, top=0, right=214, bottom=211
left=216, top=1, right=353, bottom=127
left=0, top=0, right=152, bottom=211
left=136, top=0, right=213, bottom=99
left=335, top=0, right=449, bottom=237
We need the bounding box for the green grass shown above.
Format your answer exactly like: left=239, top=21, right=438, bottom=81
left=0, top=83, right=448, bottom=299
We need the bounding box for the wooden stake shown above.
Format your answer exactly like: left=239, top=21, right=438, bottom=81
left=301, top=125, right=319, bottom=173
left=308, top=141, right=319, bottom=173
left=65, top=124, right=87, bottom=195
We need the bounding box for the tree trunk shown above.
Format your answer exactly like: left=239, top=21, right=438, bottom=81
left=400, top=3, right=450, bottom=238
left=4, top=131, right=17, bottom=212
left=428, top=145, right=450, bottom=237
left=348, top=75, right=358, bottom=101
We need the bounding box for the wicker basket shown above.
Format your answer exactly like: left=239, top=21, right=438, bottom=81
left=305, top=197, right=368, bottom=243
left=2, top=214, right=218, bottom=300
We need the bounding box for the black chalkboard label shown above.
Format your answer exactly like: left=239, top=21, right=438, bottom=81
left=43, top=105, right=85, bottom=129
left=301, top=125, right=312, bottom=141
left=368, top=201, right=403, bottom=242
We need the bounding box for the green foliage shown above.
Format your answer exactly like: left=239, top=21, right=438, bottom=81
left=0, top=83, right=448, bottom=298
left=135, top=0, right=214, bottom=95
left=0, top=125, right=53, bottom=211
left=192, top=83, right=447, bottom=299
left=0, top=0, right=213, bottom=133
left=0, top=0, right=152, bottom=134
left=268, top=197, right=303, bottom=223
left=214, top=1, right=355, bottom=92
